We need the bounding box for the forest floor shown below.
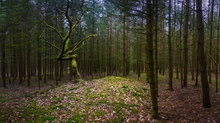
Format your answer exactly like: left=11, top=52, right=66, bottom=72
left=0, top=75, right=220, bottom=123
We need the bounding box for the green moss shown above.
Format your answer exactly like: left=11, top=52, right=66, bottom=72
left=51, top=97, right=62, bottom=103
left=132, top=91, right=143, bottom=97
left=142, top=87, right=148, bottom=92
left=158, top=75, right=166, bottom=81
left=103, top=76, right=128, bottom=82
left=67, top=114, right=88, bottom=123
left=44, top=116, right=55, bottom=122
left=96, top=99, right=109, bottom=105
left=19, top=105, right=51, bottom=122
left=0, top=98, right=9, bottom=102
left=69, top=87, right=79, bottom=91
left=122, top=85, right=130, bottom=92
left=92, top=110, right=106, bottom=117
left=24, top=93, right=33, bottom=98
left=50, top=104, right=64, bottom=110
left=130, top=108, right=138, bottom=113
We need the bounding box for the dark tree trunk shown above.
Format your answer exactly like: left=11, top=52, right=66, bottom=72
left=183, top=0, right=190, bottom=87
left=196, top=0, right=211, bottom=108
left=146, top=0, right=158, bottom=118
left=168, top=0, right=173, bottom=90
left=1, top=35, right=6, bottom=88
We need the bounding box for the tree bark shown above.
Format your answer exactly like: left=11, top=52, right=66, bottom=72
left=208, top=0, right=214, bottom=84
left=146, top=0, right=158, bottom=119
left=1, top=34, right=6, bottom=88
left=183, top=0, right=190, bottom=87
left=196, top=0, right=211, bottom=108
left=168, top=0, right=173, bottom=90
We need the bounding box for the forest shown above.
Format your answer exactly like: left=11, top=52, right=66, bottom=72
left=0, top=0, right=220, bottom=122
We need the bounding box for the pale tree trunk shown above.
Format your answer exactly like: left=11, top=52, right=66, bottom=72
left=196, top=0, right=211, bottom=108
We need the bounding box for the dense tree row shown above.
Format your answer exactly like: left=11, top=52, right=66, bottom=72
left=1, top=0, right=220, bottom=118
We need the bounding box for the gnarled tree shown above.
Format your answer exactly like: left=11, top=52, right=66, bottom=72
left=43, top=0, right=96, bottom=82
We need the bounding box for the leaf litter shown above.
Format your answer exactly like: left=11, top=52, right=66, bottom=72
left=0, top=76, right=220, bottom=122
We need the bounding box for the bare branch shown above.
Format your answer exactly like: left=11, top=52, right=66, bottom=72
left=43, top=21, right=64, bottom=39
left=43, top=40, right=62, bottom=52
left=71, top=34, right=97, bottom=52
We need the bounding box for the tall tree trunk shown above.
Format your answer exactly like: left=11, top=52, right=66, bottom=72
left=191, top=0, right=196, bottom=81
left=183, top=0, right=190, bottom=87
left=179, top=2, right=184, bottom=87
left=27, top=34, right=31, bottom=87
left=154, top=0, right=158, bottom=96
left=123, top=13, right=126, bottom=76
left=216, top=6, right=220, bottom=92
left=174, top=0, right=179, bottom=79
left=146, top=0, right=158, bottom=118
left=1, top=35, right=6, bottom=88
left=208, top=0, right=214, bottom=84
left=196, top=0, right=211, bottom=108
left=168, top=0, right=173, bottom=90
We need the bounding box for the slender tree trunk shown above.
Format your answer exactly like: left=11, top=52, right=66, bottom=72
left=19, top=40, right=23, bottom=84
left=153, top=0, right=158, bottom=96
left=37, top=24, right=42, bottom=81
left=196, top=0, right=211, bottom=108
left=208, top=0, right=214, bottom=84
left=168, top=0, right=173, bottom=90
left=179, top=2, right=184, bottom=87
left=123, top=13, right=126, bottom=76
left=183, top=0, right=190, bottom=87
left=174, top=0, right=179, bottom=79
left=191, top=0, right=196, bottom=81
left=1, top=35, right=6, bottom=88
left=55, top=60, right=59, bottom=86
left=126, top=19, right=130, bottom=76
left=216, top=6, right=220, bottom=92
left=27, top=34, right=31, bottom=87
left=146, top=0, right=158, bottom=118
